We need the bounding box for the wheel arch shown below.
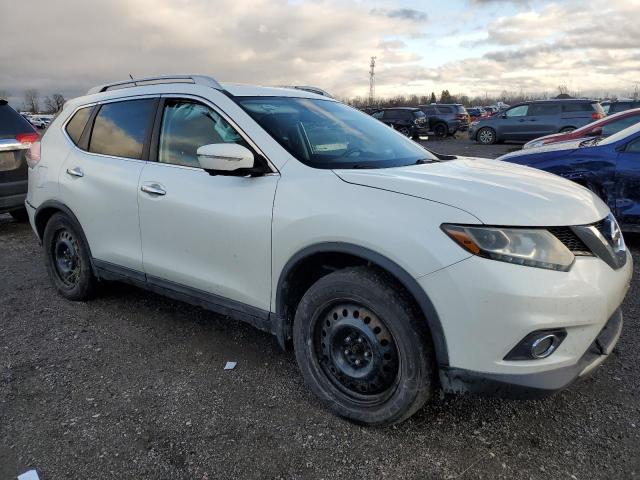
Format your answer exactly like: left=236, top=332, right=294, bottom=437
left=275, top=242, right=449, bottom=367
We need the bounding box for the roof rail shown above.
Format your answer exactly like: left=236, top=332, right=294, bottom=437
left=280, top=85, right=333, bottom=98
left=87, top=74, right=224, bottom=95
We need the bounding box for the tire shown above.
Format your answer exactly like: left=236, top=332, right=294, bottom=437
left=397, top=126, right=411, bottom=137
left=559, top=127, right=575, bottom=133
left=9, top=208, right=29, bottom=222
left=477, top=127, right=496, bottom=145
left=42, top=212, right=97, bottom=300
left=433, top=123, right=448, bottom=138
left=293, top=266, right=436, bottom=426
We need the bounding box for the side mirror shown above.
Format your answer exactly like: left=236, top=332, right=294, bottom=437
left=588, top=127, right=603, bottom=137
left=196, top=143, right=255, bottom=174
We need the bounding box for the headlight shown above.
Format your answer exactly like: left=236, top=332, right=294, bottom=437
left=524, top=140, right=545, bottom=149
left=441, top=224, right=575, bottom=271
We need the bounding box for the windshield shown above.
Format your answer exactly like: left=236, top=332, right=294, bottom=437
left=599, top=121, right=640, bottom=146
left=236, top=97, right=437, bottom=169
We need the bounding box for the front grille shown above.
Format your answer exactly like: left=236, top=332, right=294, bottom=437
left=548, top=226, right=591, bottom=254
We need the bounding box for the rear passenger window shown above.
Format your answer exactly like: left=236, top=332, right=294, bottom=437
left=436, top=106, right=453, bottom=113
left=65, top=107, right=92, bottom=145
left=528, top=104, right=560, bottom=116
left=562, top=102, right=590, bottom=113
left=89, top=99, right=156, bottom=159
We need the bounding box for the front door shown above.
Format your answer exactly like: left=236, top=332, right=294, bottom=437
left=499, top=104, right=530, bottom=140
left=137, top=97, right=279, bottom=312
left=614, top=135, right=640, bottom=230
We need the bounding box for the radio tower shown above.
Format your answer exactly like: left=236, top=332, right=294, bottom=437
left=369, top=56, right=377, bottom=105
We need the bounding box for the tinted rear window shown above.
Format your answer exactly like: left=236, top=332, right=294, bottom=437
left=0, top=104, right=35, bottom=138
left=454, top=105, right=467, bottom=113
left=562, top=102, right=598, bottom=113
left=65, top=107, right=92, bottom=145
left=88, top=99, right=156, bottom=159
left=529, top=103, right=561, bottom=116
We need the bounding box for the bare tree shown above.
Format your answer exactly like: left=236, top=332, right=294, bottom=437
left=0, top=89, right=9, bottom=101
left=24, top=89, right=40, bottom=113
left=44, top=93, right=66, bottom=113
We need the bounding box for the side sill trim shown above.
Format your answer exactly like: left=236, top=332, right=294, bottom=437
left=93, top=259, right=272, bottom=334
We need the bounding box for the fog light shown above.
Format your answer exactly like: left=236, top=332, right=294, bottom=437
left=504, top=329, right=567, bottom=361
left=531, top=334, right=558, bottom=358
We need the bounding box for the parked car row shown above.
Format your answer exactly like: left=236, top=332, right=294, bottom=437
left=371, top=103, right=470, bottom=138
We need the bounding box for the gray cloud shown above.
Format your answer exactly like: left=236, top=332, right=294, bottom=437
left=371, top=8, right=428, bottom=22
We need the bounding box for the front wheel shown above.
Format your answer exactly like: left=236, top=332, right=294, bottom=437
left=477, top=127, right=496, bottom=144
left=293, top=267, right=435, bottom=426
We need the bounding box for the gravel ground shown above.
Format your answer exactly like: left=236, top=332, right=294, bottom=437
left=420, top=133, right=523, bottom=159
left=1, top=140, right=639, bottom=479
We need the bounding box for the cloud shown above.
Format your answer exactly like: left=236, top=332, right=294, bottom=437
left=370, top=8, right=428, bottom=22
left=0, top=0, right=426, bottom=104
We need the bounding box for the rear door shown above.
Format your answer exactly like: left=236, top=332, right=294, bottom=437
left=614, top=135, right=640, bottom=229
left=527, top=103, right=561, bottom=136
left=59, top=97, right=157, bottom=272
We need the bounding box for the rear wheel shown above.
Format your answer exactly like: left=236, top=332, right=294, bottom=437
left=43, top=213, right=97, bottom=300
left=433, top=123, right=448, bottom=138
left=293, top=267, right=435, bottom=426
left=397, top=126, right=411, bottom=137
left=477, top=127, right=496, bottom=144
left=9, top=208, right=29, bottom=222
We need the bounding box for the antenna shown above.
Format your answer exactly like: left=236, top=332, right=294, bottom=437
left=129, top=74, right=134, bottom=80
left=369, top=57, right=376, bottom=105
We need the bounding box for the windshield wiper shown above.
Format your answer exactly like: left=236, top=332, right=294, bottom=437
left=579, top=137, right=601, bottom=147
left=415, top=158, right=436, bottom=165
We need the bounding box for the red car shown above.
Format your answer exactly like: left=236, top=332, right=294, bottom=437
left=523, top=107, right=640, bottom=149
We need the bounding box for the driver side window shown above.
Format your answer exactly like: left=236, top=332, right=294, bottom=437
left=626, top=137, right=640, bottom=153
left=505, top=105, right=529, bottom=117
left=158, top=99, right=249, bottom=167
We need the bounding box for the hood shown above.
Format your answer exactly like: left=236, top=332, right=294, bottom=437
left=500, top=139, right=586, bottom=161
left=334, top=157, right=608, bottom=227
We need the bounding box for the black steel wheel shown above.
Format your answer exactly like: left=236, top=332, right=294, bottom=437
left=433, top=123, right=448, bottom=138
left=43, top=212, right=97, bottom=300
left=315, top=302, right=399, bottom=401
left=53, top=229, right=82, bottom=288
left=398, top=126, right=411, bottom=137
left=294, top=267, right=436, bottom=426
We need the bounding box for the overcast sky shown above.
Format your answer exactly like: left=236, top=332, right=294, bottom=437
left=1, top=0, right=638, bottom=107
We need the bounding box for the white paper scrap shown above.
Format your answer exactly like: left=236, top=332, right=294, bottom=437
left=18, top=471, right=40, bottom=480
left=224, top=361, right=237, bottom=370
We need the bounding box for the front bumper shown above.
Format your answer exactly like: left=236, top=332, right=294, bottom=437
left=440, top=308, right=623, bottom=398
left=418, top=251, right=632, bottom=396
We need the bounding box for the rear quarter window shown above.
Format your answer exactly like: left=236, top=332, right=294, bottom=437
left=562, top=102, right=596, bottom=113
left=65, top=106, right=92, bottom=145
left=0, top=103, right=36, bottom=138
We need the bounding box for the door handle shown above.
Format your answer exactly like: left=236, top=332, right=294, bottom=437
left=141, top=183, right=166, bottom=196
left=66, top=167, right=84, bottom=178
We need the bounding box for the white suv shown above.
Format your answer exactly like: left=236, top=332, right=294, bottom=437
left=25, top=75, right=632, bottom=425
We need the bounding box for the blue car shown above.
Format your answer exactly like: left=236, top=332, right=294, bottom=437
left=498, top=123, right=640, bottom=232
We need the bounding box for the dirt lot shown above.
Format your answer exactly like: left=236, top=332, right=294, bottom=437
left=1, top=140, right=639, bottom=479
